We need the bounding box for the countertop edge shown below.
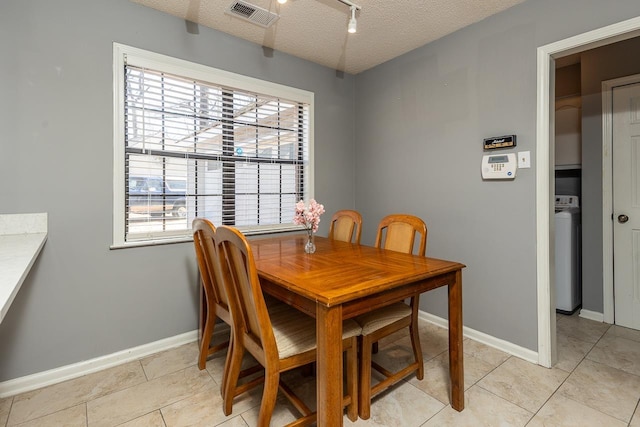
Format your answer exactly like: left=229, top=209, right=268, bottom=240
left=0, top=213, right=48, bottom=323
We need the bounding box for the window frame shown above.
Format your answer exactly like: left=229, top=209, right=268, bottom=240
left=112, top=43, right=314, bottom=248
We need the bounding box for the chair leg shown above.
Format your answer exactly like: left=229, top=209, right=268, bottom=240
left=409, top=297, right=424, bottom=380
left=258, top=369, right=280, bottom=427
left=220, top=332, right=234, bottom=400
left=198, top=306, right=216, bottom=370
left=345, top=337, right=358, bottom=422
left=358, top=335, right=373, bottom=420
left=198, top=285, right=206, bottom=345
left=223, top=338, right=244, bottom=416
left=409, top=321, right=424, bottom=380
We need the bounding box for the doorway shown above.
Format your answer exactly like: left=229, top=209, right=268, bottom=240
left=536, top=17, right=640, bottom=367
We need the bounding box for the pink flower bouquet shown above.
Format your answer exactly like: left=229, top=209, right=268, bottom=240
left=293, top=199, right=325, bottom=233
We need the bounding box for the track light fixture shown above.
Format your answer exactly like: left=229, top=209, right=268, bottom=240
left=278, top=0, right=361, bottom=34
left=337, top=0, right=361, bottom=34
left=347, top=6, right=357, bottom=33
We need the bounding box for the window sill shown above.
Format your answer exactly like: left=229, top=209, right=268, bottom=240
left=110, top=225, right=304, bottom=249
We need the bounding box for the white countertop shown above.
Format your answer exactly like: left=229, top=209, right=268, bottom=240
left=0, top=213, right=48, bottom=323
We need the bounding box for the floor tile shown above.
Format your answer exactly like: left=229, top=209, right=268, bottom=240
left=604, top=325, right=640, bottom=343
left=279, top=368, right=319, bottom=410
left=376, top=327, right=409, bottom=349
left=462, top=338, right=510, bottom=367
left=408, top=351, right=495, bottom=405
left=119, top=410, right=165, bottom=427
left=141, top=342, right=199, bottom=381
left=371, top=338, right=421, bottom=377
left=0, top=397, right=12, bottom=426
left=417, top=322, right=451, bottom=359
left=555, top=333, right=594, bottom=373
left=586, top=333, right=640, bottom=376
left=527, top=393, right=627, bottom=427
left=235, top=395, right=302, bottom=426
left=218, top=416, right=249, bottom=426
left=8, top=361, right=147, bottom=425
left=87, top=365, right=213, bottom=427
left=161, top=382, right=262, bottom=426
left=11, top=404, right=86, bottom=427
left=631, top=403, right=640, bottom=427
left=205, top=348, right=259, bottom=388
left=556, top=314, right=610, bottom=343
left=558, top=358, right=640, bottom=423
left=421, top=385, right=532, bottom=427
left=347, top=381, right=444, bottom=426
left=377, top=320, right=450, bottom=359
left=477, top=357, right=568, bottom=413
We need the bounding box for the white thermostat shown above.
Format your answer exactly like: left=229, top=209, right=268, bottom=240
left=482, top=153, right=517, bottom=180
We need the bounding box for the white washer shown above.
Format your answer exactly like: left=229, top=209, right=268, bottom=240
left=555, top=195, right=581, bottom=314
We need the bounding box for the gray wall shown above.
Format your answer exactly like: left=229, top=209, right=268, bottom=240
left=580, top=36, right=640, bottom=313
left=0, top=0, right=356, bottom=381
left=355, top=0, right=640, bottom=350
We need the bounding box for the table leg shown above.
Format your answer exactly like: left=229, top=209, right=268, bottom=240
left=316, top=303, right=344, bottom=426
left=448, top=269, right=464, bottom=411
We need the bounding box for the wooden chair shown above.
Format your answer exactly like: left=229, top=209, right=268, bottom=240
left=215, top=225, right=361, bottom=425
left=328, top=209, right=362, bottom=244
left=355, top=213, right=427, bottom=419
left=192, top=218, right=231, bottom=370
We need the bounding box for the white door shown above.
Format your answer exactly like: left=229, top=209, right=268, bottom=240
left=613, top=82, right=640, bottom=330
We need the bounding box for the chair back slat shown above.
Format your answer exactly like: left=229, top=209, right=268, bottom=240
left=215, top=226, right=277, bottom=359
left=375, top=214, right=427, bottom=256
left=328, top=210, right=363, bottom=244
left=192, top=219, right=229, bottom=309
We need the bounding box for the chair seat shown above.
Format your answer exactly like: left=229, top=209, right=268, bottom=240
left=354, top=302, right=411, bottom=335
left=270, top=304, right=362, bottom=359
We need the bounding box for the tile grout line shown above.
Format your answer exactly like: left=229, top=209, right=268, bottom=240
left=139, top=358, right=150, bottom=382
left=87, top=356, right=200, bottom=426
left=521, top=321, right=615, bottom=425
left=526, top=321, right=639, bottom=425
left=472, top=370, right=539, bottom=426
left=521, top=361, right=577, bottom=426
left=630, top=399, right=639, bottom=427
left=405, top=331, right=517, bottom=424
left=4, top=397, right=14, bottom=427
left=419, top=353, right=521, bottom=425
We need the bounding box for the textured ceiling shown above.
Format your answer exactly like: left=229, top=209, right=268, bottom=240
left=132, top=0, right=526, bottom=74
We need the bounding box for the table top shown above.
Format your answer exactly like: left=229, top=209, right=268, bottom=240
left=250, top=234, right=465, bottom=307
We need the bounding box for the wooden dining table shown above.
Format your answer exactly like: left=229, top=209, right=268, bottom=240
left=250, top=234, right=466, bottom=426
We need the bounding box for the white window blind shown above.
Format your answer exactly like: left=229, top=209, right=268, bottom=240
left=112, top=44, right=313, bottom=247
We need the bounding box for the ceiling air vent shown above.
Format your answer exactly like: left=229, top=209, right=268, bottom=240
left=226, top=1, right=280, bottom=28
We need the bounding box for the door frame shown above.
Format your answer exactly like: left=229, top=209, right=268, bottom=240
left=602, top=74, right=640, bottom=325
left=536, top=16, right=640, bottom=367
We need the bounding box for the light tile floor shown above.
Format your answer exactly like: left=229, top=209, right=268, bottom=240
left=1, top=313, right=640, bottom=426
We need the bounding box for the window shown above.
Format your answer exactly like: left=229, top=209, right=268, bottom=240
left=112, top=44, right=314, bottom=247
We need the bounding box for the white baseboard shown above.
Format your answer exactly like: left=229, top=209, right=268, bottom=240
left=579, top=309, right=605, bottom=323
left=419, top=311, right=539, bottom=364
left=0, top=330, right=200, bottom=398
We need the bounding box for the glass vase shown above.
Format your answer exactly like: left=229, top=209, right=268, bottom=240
left=304, top=229, right=316, bottom=254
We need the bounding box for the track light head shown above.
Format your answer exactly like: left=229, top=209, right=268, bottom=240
left=277, top=0, right=287, bottom=4
left=348, top=5, right=357, bottom=33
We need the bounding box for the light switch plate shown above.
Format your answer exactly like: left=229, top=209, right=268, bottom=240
left=518, top=151, right=531, bottom=168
